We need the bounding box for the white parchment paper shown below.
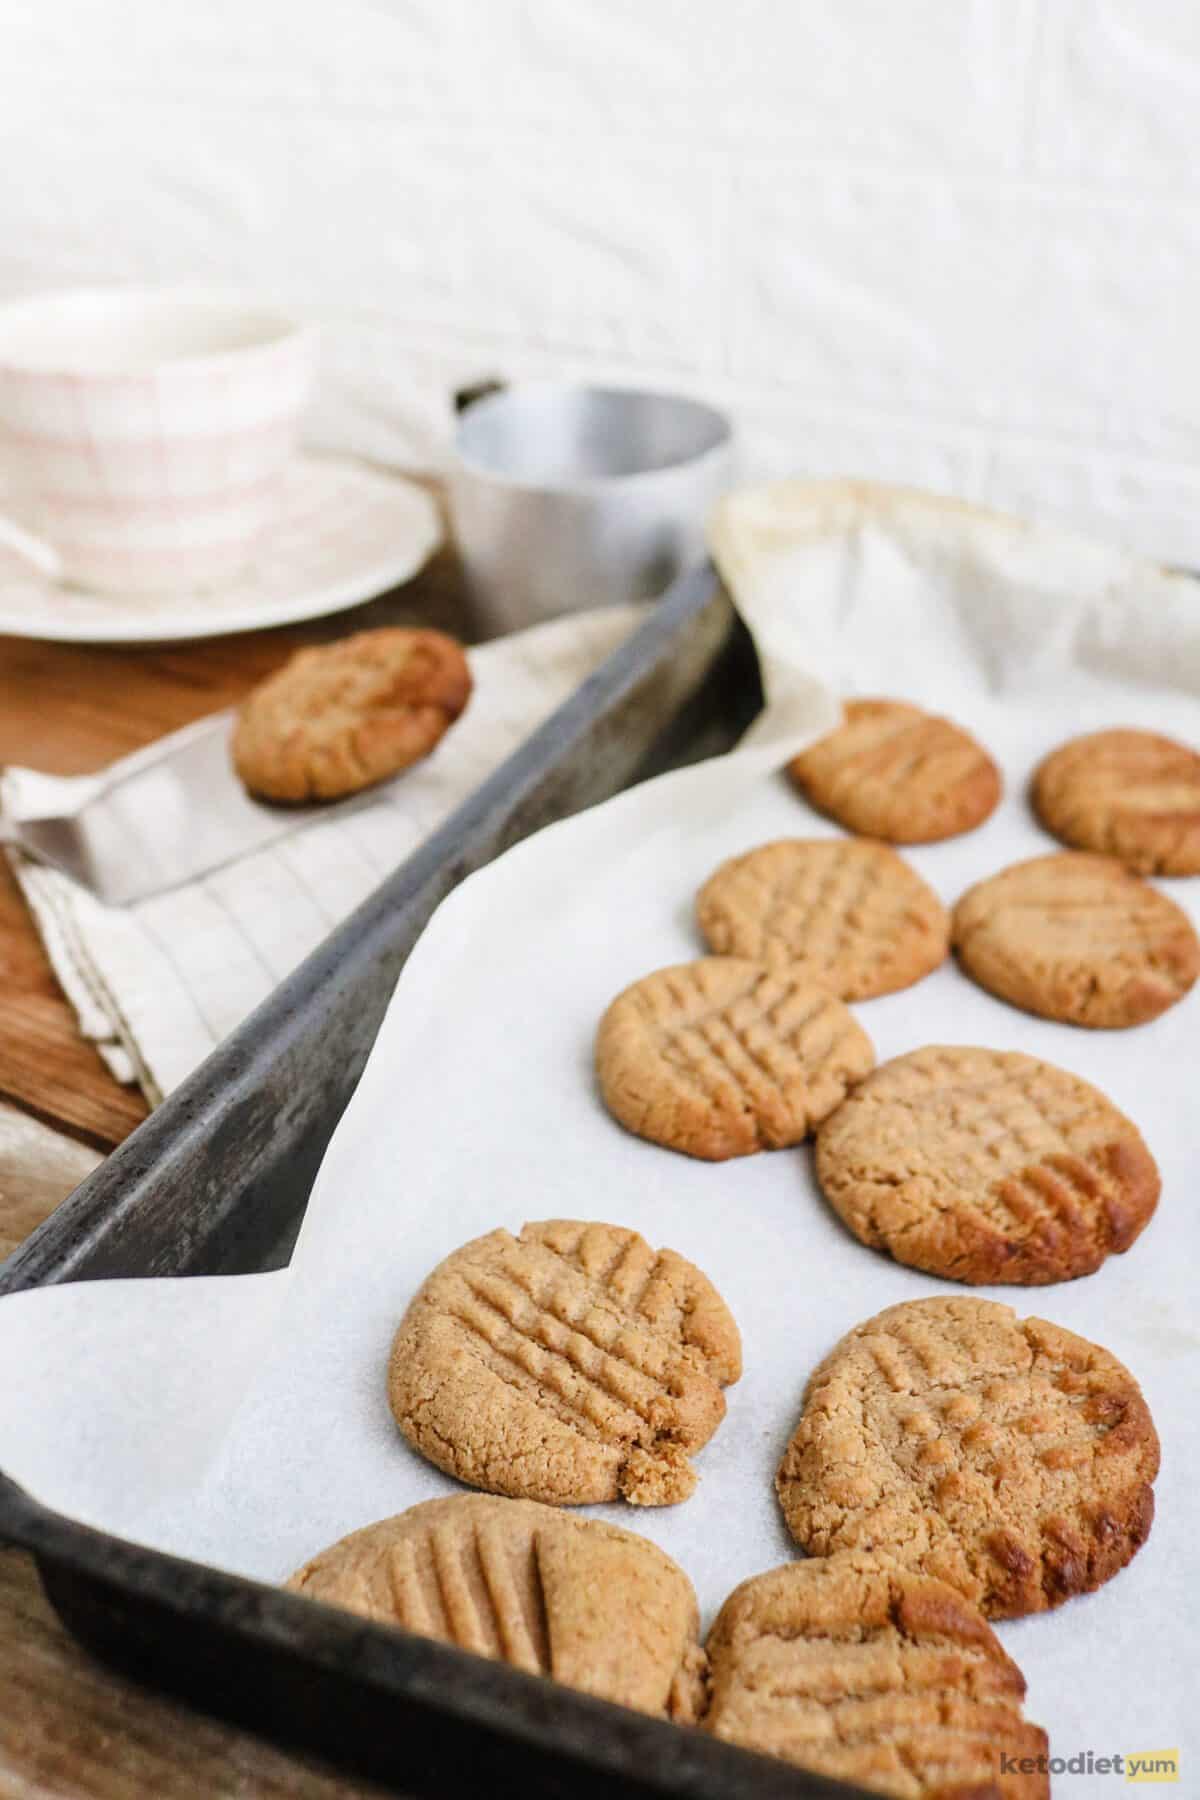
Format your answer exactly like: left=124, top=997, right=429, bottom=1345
left=2, top=482, right=1198, bottom=1786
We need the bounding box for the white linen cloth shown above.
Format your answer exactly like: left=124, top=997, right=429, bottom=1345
left=2, top=605, right=642, bottom=1102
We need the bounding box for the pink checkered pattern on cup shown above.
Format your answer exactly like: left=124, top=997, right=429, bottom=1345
left=0, top=289, right=316, bottom=595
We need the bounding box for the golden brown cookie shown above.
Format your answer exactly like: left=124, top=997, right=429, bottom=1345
left=776, top=1296, right=1159, bottom=1620
left=952, top=851, right=1200, bottom=1028
left=287, top=1494, right=706, bottom=1720
left=1033, top=727, right=1200, bottom=875
left=388, top=1219, right=741, bottom=1508
left=595, top=957, right=875, bottom=1161
left=697, top=837, right=950, bottom=1001
left=815, top=1045, right=1159, bottom=1285
left=703, top=1553, right=1048, bottom=1799
left=789, top=699, right=1002, bottom=845
left=232, top=626, right=472, bottom=802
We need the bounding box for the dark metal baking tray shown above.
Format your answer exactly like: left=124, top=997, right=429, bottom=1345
left=0, top=563, right=756, bottom=1292
left=0, top=564, right=868, bottom=1798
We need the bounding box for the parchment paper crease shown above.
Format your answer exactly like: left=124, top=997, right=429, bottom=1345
left=1, top=481, right=1197, bottom=1781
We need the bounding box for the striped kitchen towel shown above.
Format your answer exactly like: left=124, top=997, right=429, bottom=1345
left=3, top=604, right=642, bottom=1104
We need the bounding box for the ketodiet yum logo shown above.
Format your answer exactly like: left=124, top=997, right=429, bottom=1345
left=998, top=1748, right=1179, bottom=1783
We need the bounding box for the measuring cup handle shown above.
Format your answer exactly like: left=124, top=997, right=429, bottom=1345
left=0, top=513, right=61, bottom=581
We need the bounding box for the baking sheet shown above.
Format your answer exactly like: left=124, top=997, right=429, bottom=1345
left=2, top=481, right=1199, bottom=1785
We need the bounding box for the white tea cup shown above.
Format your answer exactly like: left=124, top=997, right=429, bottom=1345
left=0, top=287, right=316, bottom=596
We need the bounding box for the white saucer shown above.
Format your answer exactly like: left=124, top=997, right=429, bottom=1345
left=0, top=453, right=444, bottom=644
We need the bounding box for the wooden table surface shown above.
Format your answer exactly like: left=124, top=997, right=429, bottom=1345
left=0, top=521, right=475, bottom=1796
left=0, top=526, right=476, bottom=1154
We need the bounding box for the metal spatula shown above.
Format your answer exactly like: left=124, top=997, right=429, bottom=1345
left=0, top=712, right=367, bottom=906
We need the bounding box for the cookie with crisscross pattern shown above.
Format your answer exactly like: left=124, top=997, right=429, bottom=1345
left=776, top=1296, right=1159, bottom=1619
left=1033, top=727, right=1200, bottom=875
left=952, top=851, right=1199, bottom=1028
left=815, top=1045, right=1159, bottom=1284
left=389, top=1219, right=741, bottom=1506
left=697, top=838, right=950, bottom=1001
left=789, top=698, right=1002, bottom=844
left=233, top=625, right=472, bottom=802
left=596, top=957, right=874, bottom=1160
left=288, top=1494, right=707, bottom=1720
left=703, top=1552, right=1048, bottom=1797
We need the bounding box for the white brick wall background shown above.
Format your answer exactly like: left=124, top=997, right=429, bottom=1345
left=3, top=0, right=1200, bottom=562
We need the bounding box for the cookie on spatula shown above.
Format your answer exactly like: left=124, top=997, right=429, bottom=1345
left=233, top=625, right=471, bottom=802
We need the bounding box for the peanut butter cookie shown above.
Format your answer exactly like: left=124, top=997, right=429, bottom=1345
left=952, top=851, right=1199, bottom=1028
left=815, top=1045, right=1159, bottom=1285
left=595, top=957, right=874, bottom=1161
left=288, top=1494, right=706, bottom=1720
left=389, top=1219, right=741, bottom=1507
left=703, top=1553, right=1048, bottom=1798
left=789, top=698, right=1002, bottom=844
left=697, top=837, right=950, bottom=1001
left=776, top=1296, right=1159, bottom=1619
left=232, top=625, right=472, bottom=802
left=1033, top=727, right=1200, bottom=875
